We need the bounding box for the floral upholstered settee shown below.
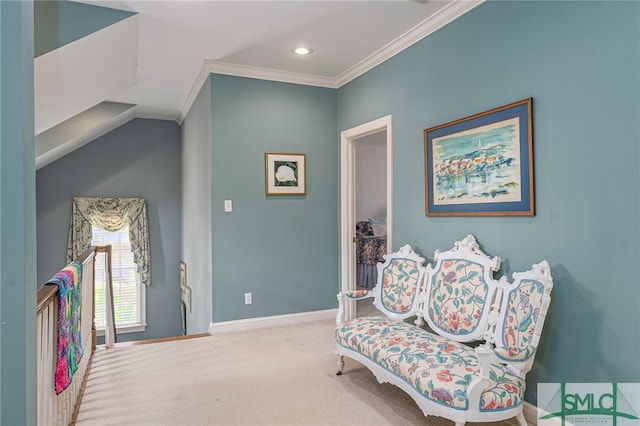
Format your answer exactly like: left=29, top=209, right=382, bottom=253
left=335, top=236, right=553, bottom=426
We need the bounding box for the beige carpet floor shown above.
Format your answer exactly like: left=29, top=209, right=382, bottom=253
left=75, top=319, right=518, bottom=426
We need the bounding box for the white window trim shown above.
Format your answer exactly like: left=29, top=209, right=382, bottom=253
left=92, top=225, right=147, bottom=336
left=95, top=282, right=147, bottom=336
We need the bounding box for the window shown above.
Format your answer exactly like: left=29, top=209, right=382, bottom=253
left=91, top=225, right=146, bottom=334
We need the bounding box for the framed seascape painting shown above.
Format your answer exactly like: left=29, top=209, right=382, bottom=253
left=423, top=98, right=534, bottom=216
left=265, top=152, right=306, bottom=195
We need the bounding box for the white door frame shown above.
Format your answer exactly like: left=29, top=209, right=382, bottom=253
left=340, top=115, right=393, bottom=320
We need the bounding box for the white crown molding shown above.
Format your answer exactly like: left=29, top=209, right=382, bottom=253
left=178, top=0, right=484, bottom=125
left=204, top=61, right=337, bottom=89
left=335, top=0, right=485, bottom=87
left=177, top=61, right=337, bottom=124
left=177, top=60, right=213, bottom=125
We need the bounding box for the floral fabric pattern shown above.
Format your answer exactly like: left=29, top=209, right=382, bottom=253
left=66, top=197, right=151, bottom=286
left=496, top=279, right=544, bottom=362
left=355, top=221, right=387, bottom=289
left=428, top=259, right=488, bottom=336
left=356, top=235, right=387, bottom=265
left=381, top=258, right=420, bottom=314
left=336, top=317, right=525, bottom=411
left=344, top=289, right=372, bottom=299
left=356, top=221, right=374, bottom=236
left=336, top=316, right=403, bottom=359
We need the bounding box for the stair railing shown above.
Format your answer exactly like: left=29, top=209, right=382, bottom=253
left=36, top=248, right=96, bottom=426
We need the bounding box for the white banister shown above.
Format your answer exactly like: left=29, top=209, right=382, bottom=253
left=36, top=248, right=96, bottom=426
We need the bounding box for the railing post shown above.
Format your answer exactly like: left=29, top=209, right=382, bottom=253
left=96, top=245, right=117, bottom=347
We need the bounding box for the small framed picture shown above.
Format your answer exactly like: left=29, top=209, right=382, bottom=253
left=265, top=152, right=306, bottom=195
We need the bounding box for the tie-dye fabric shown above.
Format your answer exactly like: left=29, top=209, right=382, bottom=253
left=47, top=262, right=83, bottom=395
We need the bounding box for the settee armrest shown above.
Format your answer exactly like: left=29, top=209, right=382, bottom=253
left=467, top=345, right=493, bottom=410
left=343, top=289, right=374, bottom=300
left=493, top=344, right=536, bottom=363
left=336, top=290, right=375, bottom=326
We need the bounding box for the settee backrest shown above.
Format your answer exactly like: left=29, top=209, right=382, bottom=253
left=492, top=260, right=553, bottom=375
left=423, top=235, right=501, bottom=342
left=372, top=244, right=426, bottom=321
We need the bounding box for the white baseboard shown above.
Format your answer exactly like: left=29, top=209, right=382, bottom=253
left=209, top=308, right=338, bottom=334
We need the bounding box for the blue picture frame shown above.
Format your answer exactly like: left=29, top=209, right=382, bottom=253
left=424, top=98, right=534, bottom=216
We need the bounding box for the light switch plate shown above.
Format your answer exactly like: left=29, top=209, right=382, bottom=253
left=224, top=199, right=232, bottom=212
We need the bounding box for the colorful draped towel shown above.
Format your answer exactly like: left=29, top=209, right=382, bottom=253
left=47, top=261, right=83, bottom=394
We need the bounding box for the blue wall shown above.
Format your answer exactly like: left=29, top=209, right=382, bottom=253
left=0, top=1, right=36, bottom=423
left=338, top=1, right=640, bottom=403
left=210, top=75, right=339, bottom=322
left=36, top=118, right=183, bottom=342
left=181, top=76, right=213, bottom=333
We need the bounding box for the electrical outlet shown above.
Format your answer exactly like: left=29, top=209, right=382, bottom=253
left=244, top=292, right=252, bottom=305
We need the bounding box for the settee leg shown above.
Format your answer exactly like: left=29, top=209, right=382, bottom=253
left=515, top=412, right=527, bottom=426
left=336, top=355, right=344, bottom=376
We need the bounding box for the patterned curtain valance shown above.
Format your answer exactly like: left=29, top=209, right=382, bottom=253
left=66, top=197, right=151, bottom=286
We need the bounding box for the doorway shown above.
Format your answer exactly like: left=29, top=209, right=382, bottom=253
left=340, top=115, right=393, bottom=320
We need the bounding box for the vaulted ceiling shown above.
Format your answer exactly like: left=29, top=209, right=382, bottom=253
left=34, top=0, right=483, bottom=168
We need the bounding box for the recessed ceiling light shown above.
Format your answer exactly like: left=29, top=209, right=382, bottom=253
left=292, top=47, right=313, bottom=56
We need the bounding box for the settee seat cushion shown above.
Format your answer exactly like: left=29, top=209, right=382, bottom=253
left=336, top=316, right=525, bottom=412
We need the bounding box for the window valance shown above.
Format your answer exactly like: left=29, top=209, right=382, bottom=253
left=66, top=197, right=151, bottom=286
